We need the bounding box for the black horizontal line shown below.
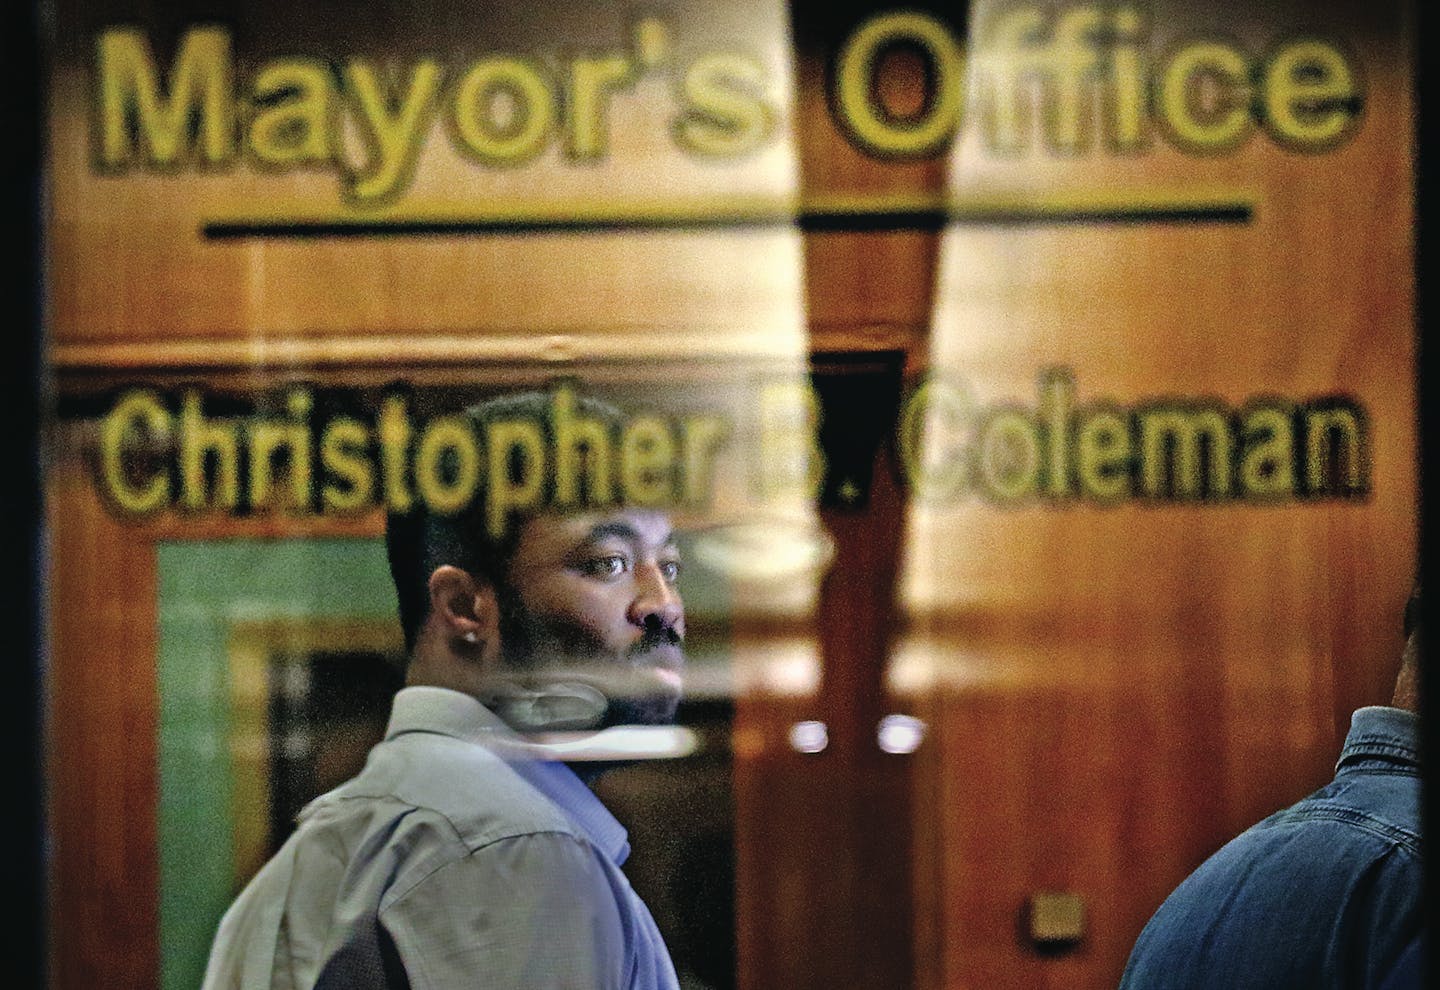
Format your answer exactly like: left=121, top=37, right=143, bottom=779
left=203, top=203, right=1252, bottom=239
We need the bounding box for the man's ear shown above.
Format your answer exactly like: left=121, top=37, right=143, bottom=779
left=427, top=566, right=501, bottom=663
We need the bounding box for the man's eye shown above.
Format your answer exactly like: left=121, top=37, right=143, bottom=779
left=584, top=555, right=628, bottom=577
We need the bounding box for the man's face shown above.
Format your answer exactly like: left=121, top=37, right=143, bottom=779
left=494, top=508, right=685, bottom=727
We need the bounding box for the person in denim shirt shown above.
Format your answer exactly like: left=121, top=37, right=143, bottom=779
left=1120, top=589, right=1422, bottom=989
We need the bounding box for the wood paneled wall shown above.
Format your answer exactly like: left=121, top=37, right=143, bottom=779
left=47, top=456, right=161, bottom=988
left=44, top=1, right=1414, bottom=988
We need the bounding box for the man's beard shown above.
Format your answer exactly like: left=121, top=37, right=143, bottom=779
left=491, top=586, right=684, bottom=730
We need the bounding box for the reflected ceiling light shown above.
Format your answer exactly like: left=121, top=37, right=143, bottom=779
left=690, top=518, right=836, bottom=582
left=521, top=726, right=700, bottom=761
left=736, top=637, right=822, bottom=697
left=788, top=719, right=829, bottom=754
left=876, top=714, right=927, bottom=754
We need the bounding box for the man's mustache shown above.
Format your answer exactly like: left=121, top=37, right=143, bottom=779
left=630, top=622, right=683, bottom=658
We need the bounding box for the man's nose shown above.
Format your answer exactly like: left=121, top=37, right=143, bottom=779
left=628, top=563, right=683, bottom=632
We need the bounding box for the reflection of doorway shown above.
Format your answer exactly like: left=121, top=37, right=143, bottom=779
left=156, top=537, right=403, bottom=990
left=225, top=615, right=404, bottom=888
left=265, top=650, right=404, bottom=851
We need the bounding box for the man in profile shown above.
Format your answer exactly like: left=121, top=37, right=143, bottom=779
left=1120, top=588, right=1423, bottom=988
left=203, top=391, right=684, bottom=989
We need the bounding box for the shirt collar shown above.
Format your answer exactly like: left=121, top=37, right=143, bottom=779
left=1336, top=705, right=1420, bottom=772
left=385, top=684, right=511, bottom=745
left=385, top=686, right=631, bottom=864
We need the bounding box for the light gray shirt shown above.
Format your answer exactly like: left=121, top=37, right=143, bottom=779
left=203, top=686, right=680, bottom=990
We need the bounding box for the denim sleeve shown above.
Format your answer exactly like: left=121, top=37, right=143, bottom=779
left=1346, top=844, right=1425, bottom=988
left=1119, top=826, right=1421, bottom=990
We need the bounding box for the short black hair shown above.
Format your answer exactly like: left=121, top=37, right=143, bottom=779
left=384, top=388, right=625, bottom=653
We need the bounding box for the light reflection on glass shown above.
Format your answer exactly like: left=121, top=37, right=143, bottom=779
left=876, top=714, right=927, bottom=754
left=788, top=720, right=829, bottom=754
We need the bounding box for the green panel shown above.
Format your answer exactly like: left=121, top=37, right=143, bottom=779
left=156, top=538, right=396, bottom=990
